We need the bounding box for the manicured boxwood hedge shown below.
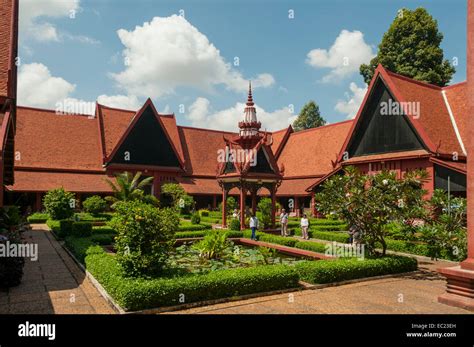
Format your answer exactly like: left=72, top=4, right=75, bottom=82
left=294, top=240, right=327, bottom=254
left=295, top=255, right=417, bottom=284
left=293, top=228, right=350, bottom=243
left=71, top=221, right=92, bottom=237
left=243, top=230, right=298, bottom=247
left=92, top=225, right=116, bottom=235
left=27, top=213, right=50, bottom=223
left=85, top=250, right=300, bottom=311
left=175, top=230, right=244, bottom=239
left=177, top=223, right=213, bottom=232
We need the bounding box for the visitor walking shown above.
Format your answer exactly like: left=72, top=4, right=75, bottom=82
left=280, top=209, right=289, bottom=236
left=249, top=213, right=259, bottom=240
left=300, top=214, right=309, bottom=240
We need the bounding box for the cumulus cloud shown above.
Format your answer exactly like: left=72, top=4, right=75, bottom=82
left=306, top=30, right=375, bottom=83
left=185, top=97, right=296, bottom=132
left=20, top=0, right=80, bottom=42
left=18, top=63, right=76, bottom=108
left=97, top=94, right=142, bottom=111
left=111, top=15, right=275, bottom=98
left=335, top=82, right=367, bottom=119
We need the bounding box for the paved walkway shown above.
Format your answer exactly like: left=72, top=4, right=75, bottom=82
left=168, top=260, right=472, bottom=314
left=0, top=225, right=115, bottom=314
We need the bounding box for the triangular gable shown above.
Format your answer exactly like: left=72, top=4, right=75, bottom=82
left=338, top=65, right=431, bottom=162
left=248, top=146, right=277, bottom=174
left=106, top=99, right=183, bottom=169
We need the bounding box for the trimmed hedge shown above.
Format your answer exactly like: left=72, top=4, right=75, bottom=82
left=293, top=228, right=350, bottom=243
left=294, top=241, right=327, bottom=254
left=92, top=225, right=116, bottom=235
left=27, top=213, right=50, bottom=223
left=177, top=223, right=212, bottom=232
left=71, top=221, right=93, bottom=237
left=90, top=234, right=115, bottom=245
left=311, top=225, right=348, bottom=232
left=382, top=239, right=431, bottom=257
left=295, top=255, right=417, bottom=284
left=85, top=250, right=300, bottom=311
left=64, top=236, right=96, bottom=263
left=175, top=230, right=244, bottom=239
left=243, top=230, right=298, bottom=247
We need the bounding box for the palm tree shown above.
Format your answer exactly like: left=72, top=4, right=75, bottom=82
left=104, top=172, right=158, bottom=207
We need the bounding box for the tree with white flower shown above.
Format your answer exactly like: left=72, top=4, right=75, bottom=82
left=315, top=166, right=429, bottom=256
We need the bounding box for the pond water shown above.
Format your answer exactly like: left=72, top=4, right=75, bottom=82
left=166, top=241, right=307, bottom=274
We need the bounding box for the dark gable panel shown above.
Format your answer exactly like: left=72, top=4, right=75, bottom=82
left=110, top=106, right=181, bottom=167
left=348, top=78, right=425, bottom=158
left=248, top=148, right=274, bottom=174
left=434, top=165, right=466, bottom=194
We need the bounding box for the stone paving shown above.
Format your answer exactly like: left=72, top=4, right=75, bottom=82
left=167, top=260, right=473, bottom=314
left=0, top=225, right=115, bottom=314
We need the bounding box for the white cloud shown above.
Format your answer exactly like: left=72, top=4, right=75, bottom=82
left=306, top=30, right=375, bottom=83
left=335, top=82, right=367, bottom=119
left=97, top=94, right=141, bottom=111
left=111, top=15, right=275, bottom=98
left=185, top=97, right=296, bottom=132
left=20, top=0, right=80, bottom=42
left=18, top=63, right=76, bottom=108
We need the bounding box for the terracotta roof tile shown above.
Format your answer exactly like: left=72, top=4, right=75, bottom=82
left=276, top=178, right=317, bottom=196
left=7, top=170, right=112, bottom=193
left=385, top=70, right=464, bottom=155
left=15, top=106, right=103, bottom=171
left=0, top=0, right=16, bottom=98
left=443, top=82, right=468, bottom=154
left=277, top=121, right=353, bottom=177
left=343, top=149, right=430, bottom=164
left=178, top=126, right=236, bottom=176
left=178, top=177, right=221, bottom=194
left=98, top=104, right=136, bottom=158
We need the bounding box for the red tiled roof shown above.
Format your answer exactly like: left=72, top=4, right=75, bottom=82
left=443, top=82, right=468, bottom=154
left=0, top=0, right=17, bottom=98
left=271, top=126, right=292, bottom=158
left=276, top=178, right=317, bottom=196
left=15, top=107, right=103, bottom=171
left=178, top=126, right=236, bottom=176
left=343, top=149, right=430, bottom=164
left=98, top=104, right=136, bottom=158
left=385, top=70, right=464, bottom=155
left=178, top=177, right=221, bottom=195
left=277, top=121, right=353, bottom=177
left=7, top=170, right=112, bottom=193
left=430, top=157, right=467, bottom=174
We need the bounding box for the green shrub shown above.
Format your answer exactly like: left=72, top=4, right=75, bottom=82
left=0, top=227, right=25, bottom=287
left=111, top=201, right=179, bottom=277
left=225, top=230, right=244, bottom=238
left=229, top=218, right=240, bottom=231
left=72, top=222, right=93, bottom=237
left=243, top=230, right=298, bottom=247
left=52, top=219, right=74, bottom=238
left=43, top=188, right=75, bottom=220
left=193, top=231, right=228, bottom=259
left=92, top=225, right=116, bottom=234
left=312, top=224, right=348, bottom=232
left=82, top=196, right=107, bottom=216
left=190, top=212, right=201, bottom=225
left=90, top=234, right=115, bottom=245
left=175, top=231, right=208, bottom=239
left=293, top=228, right=350, bottom=243
left=177, top=223, right=212, bottom=232
left=295, top=255, right=417, bottom=284
left=294, top=241, right=327, bottom=253
left=85, top=252, right=300, bottom=311
left=199, top=210, right=210, bottom=217
left=27, top=213, right=50, bottom=223
left=382, top=239, right=431, bottom=257
left=64, top=236, right=97, bottom=263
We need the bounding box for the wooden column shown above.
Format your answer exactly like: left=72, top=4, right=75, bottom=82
left=212, top=195, right=217, bottom=209
left=221, top=187, right=227, bottom=228
left=271, top=186, right=276, bottom=228
left=437, top=0, right=474, bottom=311
left=239, top=187, right=246, bottom=230
left=35, top=192, right=42, bottom=211
left=295, top=197, right=300, bottom=217
left=153, top=174, right=161, bottom=200
left=310, top=191, right=316, bottom=217
left=251, top=188, right=257, bottom=215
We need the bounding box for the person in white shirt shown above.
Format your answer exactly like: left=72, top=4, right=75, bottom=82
left=280, top=209, right=289, bottom=236
left=300, top=214, right=309, bottom=240
left=249, top=213, right=259, bottom=240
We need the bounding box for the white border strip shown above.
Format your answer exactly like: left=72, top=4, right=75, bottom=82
left=442, top=90, right=466, bottom=156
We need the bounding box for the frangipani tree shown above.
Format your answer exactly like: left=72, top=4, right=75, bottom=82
left=316, top=166, right=429, bottom=256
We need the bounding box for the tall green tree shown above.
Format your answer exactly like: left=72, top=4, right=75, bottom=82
left=360, top=7, right=455, bottom=86
left=292, top=101, right=326, bottom=131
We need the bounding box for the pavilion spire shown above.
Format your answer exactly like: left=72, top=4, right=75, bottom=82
left=238, top=80, right=261, bottom=140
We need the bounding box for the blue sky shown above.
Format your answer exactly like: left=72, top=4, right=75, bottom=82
left=18, top=0, right=467, bottom=131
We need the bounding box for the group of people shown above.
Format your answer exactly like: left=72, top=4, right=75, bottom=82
left=279, top=209, right=310, bottom=240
